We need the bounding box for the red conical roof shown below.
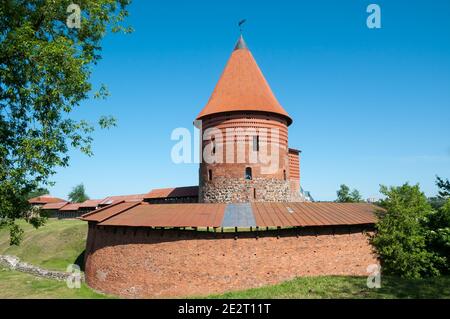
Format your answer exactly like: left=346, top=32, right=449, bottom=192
left=196, top=36, right=292, bottom=125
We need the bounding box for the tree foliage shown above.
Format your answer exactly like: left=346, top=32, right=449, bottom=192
left=68, top=184, right=89, bottom=203
left=436, top=176, right=450, bottom=199
left=0, top=0, right=132, bottom=244
left=371, top=183, right=447, bottom=278
left=425, top=199, right=450, bottom=275
left=336, top=184, right=362, bottom=203
left=428, top=196, right=446, bottom=210
left=25, top=187, right=49, bottom=200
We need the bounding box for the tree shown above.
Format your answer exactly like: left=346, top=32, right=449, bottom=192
left=25, top=187, right=50, bottom=200
left=68, top=184, right=89, bottom=203
left=371, top=183, right=443, bottom=278
left=0, top=1, right=132, bottom=245
left=349, top=189, right=362, bottom=202
left=425, top=198, right=450, bottom=275
left=336, top=184, right=362, bottom=203
left=336, top=184, right=351, bottom=202
left=436, top=176, right=450, bottom=199
left=428, top=196, right=446, bottom=210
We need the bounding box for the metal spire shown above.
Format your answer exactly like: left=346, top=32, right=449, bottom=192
left=234, top=34, right=248, bottom=50
left=234, top=20, right=248, bottom=51
left=238, top=19, right=247, bottom=34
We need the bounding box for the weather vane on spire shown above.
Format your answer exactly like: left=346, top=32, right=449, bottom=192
left=238, top=19, right=247, bottom=34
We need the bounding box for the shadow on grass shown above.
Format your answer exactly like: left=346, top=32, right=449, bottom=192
left=378, top=276, right=450, bottom=299
left=207, top=275, right=450, bottom=299
left=319, top=276, right=450, bottom=299
left=74, top=250, right=85, bottom=271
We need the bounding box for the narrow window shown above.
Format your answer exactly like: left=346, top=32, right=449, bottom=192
left=208, top=169, right=212, bottom=181
left=245, top=167, right=252, bottom=180
left=253, top=135, right=259, bottom=152
left=283, top=170, right=286, bottom=181
left=253, top=188, right=256, bottom=199
left=211, top=137, right=216, bottom=155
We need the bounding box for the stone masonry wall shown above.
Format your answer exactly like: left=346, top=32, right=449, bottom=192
left=84, top=225, right=378, bottom=298
left=200, top=177, right=290, bottom=203
left=0, top=255, right=84, bottom=282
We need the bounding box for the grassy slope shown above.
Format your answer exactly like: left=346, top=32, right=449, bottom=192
left=209, top=275, right=450, bottom=299
left=0, top=268, right=111, bottom=299
left=0, top=218, right=87, bottom=271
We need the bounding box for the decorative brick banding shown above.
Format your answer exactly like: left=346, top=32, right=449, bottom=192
left=84, top=225, right=378, bottom=298
left=198, top=112, right=295, bottom=203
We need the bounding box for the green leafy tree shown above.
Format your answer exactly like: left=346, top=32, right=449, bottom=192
left=349, top=189, right=362, bottom=202
left=0, top=0, right=132, bottom=245
left=425, top=199, right=450, bottom=275
left=428, top=196, right=446, bottom=210
left=68, top=184, right=89, bottom=203
left=336, top=184, right=351, bottom=202
left=25, top=187, right=50, bottom=200
left=336, top=184, right=362, bottom=203
left=436, top=176, right=450, bottom=199
left=371, top=184, right=443, bottom=278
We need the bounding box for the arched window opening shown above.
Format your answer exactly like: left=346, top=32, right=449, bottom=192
left=245, top=167, right=252, bottom=180
left=283, top=170, right=287, bottom=181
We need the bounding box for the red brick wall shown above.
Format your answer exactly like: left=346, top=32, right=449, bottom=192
left=199, top=112, right=291, bottom=202
left=84, top=224, right=378, bottom=298
left=288, top=149, right=301, bottom=201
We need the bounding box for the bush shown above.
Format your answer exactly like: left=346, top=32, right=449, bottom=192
left=371, top=184, right=444, bottom=278
left=425, top=199, right=450, bottom=274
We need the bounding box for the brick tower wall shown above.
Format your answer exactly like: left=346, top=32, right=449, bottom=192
left=198, top=112, right=291, bottom=203
left=288, top=149, right=302, bottom=201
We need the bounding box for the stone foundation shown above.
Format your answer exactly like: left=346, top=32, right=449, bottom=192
left=84, top=225, right=378, bottom=298
left=200, top=177, right=290, bottom=203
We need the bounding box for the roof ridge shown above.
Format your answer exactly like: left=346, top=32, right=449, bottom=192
left=80, top=200, right=126, bottom=218
left=95, top=201, right=142, bottom=223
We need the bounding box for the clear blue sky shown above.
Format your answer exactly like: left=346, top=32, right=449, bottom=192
left=50, top=0, right=450, bottom=201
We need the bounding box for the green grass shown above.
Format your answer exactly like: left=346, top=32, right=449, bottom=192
left=0, top=267, right=112, bottom=299
left=0, top=218, right=87, bottom=271
left=209, top=275, right=450, bottom=299
left=1, top=269, right=448, bottom=298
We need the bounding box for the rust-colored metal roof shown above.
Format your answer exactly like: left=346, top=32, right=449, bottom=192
left=99, top=194, right=145, bottom=206
left=196, top=36, right=292, bottom=125
left=78, top=199, right=104, bottom=208
left=59, top=203, right=81, bottom=211
left=41, top=201, right=69, bottom=210
left=98, top=203, right=226, bottom=228
left=144, top=186, right=199, bottom=199
left=251, top=202, right=378, bottom=227
left=28, top=195, right=66, bottom=205
left=81, top=202, right=380, bottom=228
left=81, top=201, right=141, bottom=222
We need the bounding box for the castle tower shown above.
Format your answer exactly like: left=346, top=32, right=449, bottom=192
left=196, top=36, right=298, bottom=203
